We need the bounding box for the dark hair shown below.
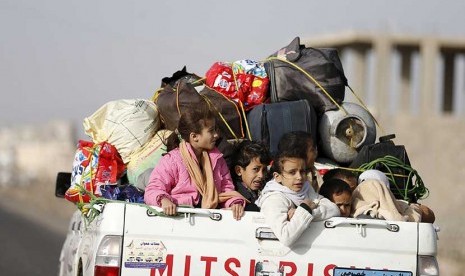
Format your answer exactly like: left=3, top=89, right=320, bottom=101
left=165, top=104, right=215, bottom=152
left=277, top=131, right=315, bottom=159
left=231, top=140, right=271, bottom=179
left=319, top=178, right=352, bottom=200
left=270, top=150, right=306, bottom=175
left=322, top=168, right=357, bottom=183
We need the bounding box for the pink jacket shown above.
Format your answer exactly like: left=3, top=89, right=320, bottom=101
left=144, top=143, right=243, bottom=208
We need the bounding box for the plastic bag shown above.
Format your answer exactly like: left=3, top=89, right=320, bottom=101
left=126, top=129, right=172, bottom=186
left=205, top=60, right=269, bottom=111
left=83, top=99, right=160, bottom=163
left=100, top=184, right=145, bottom=203
left=65, top=140, right=126, bottom=203
left=232, top=59, right=269, bottom=110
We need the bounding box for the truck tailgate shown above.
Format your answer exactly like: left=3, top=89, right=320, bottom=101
left=120, top=204, right=418, bottom=276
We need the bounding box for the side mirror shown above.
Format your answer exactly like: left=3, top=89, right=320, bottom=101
left=55, top=172, right=71, bottom=198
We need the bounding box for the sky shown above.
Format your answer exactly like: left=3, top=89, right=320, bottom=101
left=1, top=0, right=465, bottom=136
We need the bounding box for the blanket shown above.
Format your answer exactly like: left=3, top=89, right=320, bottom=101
left=352, top=179, right=421, bottom=222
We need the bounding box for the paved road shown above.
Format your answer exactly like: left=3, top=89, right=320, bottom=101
left=0, top=206, right=66, bottom=276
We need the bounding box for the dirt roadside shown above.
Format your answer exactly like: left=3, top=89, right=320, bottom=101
left=0, top=176, right=76, bottom=235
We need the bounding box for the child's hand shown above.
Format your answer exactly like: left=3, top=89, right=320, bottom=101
left=161, top=198, right=177, bottom=216
left=230, top=203, right=244, bottom=220
left=302, top=198, right=317, bottom=210
left=287, top=208, right=296, bottom=220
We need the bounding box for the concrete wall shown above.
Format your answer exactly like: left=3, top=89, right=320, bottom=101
left=303, top=32, right=465, bottom=273
left=385, top=115, right=465, bottom=274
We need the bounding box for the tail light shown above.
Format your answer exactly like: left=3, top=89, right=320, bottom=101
left=417, top=255, right=439, bottom=276
left=94, top=235, right=122, bottom=276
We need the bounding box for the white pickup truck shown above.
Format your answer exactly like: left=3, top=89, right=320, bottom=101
left=55, top=174, right=440, bottom=276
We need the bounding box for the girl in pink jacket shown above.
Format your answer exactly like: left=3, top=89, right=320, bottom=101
left=144, top=106, right=245, bottom=220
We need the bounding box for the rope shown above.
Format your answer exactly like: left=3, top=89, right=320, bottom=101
left=192, top=77, right=206, bottom=85
left=201, top=94, right=239, bottom=140
left=152, top=76, right=205, bottom=102
left=356, top=155, right=429, bottom=202
left=229, top=62, right=252, bottom=140
left=238, top=101, right=252, bottom=140
left=152, top=75, right=246, bottom=140
left=175, top=81, right=182, bottom=116
left=265, top=57, right=387, bottom=138
left=151, top=88, right=163, bottom=102
left=74, top=184, right=170, bottom=227
left=346, top=85, right=385, bottom=136
left=227, top=62, right=251, bottom=139
left=265, top=56, right=349, bottom=115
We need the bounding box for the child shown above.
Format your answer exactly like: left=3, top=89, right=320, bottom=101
left=355, top=169, right=435, bottom=223
left=231, top=140, right=271, bottom=212
left=358, top=169, right=390, bottom=188
left=255, top=151, right=340, bottom=247
left=319, top=178, right=353, bottom=217
left=277, top=131, right=321, bottom=192
left=322, top=168, right=358, bottom=191
left=144, top=106, right=245, bottom=220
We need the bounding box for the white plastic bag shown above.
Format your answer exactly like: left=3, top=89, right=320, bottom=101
left=83, top=99, right=160, bottom=163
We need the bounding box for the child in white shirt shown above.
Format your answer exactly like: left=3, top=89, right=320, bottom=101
left=255, top=151, right=340, bottom=247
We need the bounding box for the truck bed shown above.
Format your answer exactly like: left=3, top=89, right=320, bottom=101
left=112, top=203, right=435, bottom=276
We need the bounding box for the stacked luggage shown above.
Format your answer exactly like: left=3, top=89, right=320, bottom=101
left=64, top=36, right=427, bottom=207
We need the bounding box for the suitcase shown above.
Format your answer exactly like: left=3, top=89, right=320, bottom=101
left=247, top=100, right=317, bottom=156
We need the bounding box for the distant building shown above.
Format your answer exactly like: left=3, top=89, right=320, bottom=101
left=0, top=120, right=76, bottom=186
left=303, top=31, right=465, bottom=120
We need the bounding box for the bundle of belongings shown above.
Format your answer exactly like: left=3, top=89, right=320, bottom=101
left=352, top=169, right=434, bottom=223
left=65, top=99, right=163, bottom=204
left=64, top=37, right=432, bottom=219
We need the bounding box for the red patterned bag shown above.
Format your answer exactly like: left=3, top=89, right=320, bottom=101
left=65, top=140, right=126, bottom=203
left=205, top=61, right=269, bottom=111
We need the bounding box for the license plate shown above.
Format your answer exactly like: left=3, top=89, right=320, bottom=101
left=333, top=267, right=413, bottom=276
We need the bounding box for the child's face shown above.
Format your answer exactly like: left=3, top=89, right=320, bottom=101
left=274, top=158, right=307, bottom=192
left=235, top=157, right=267, bottom=191
left=332, top=191, right=352, bottom=217
left=191, top=119, right=218, bottom=151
